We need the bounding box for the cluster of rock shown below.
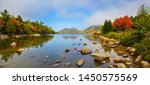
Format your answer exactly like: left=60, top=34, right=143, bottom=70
left=99, top=35, right=150, bottom=68
left=91, top=52, right=131, bottom=68
left=62, top=37, right=150, bottom=68
left=99, top=36, right=120, bottom=48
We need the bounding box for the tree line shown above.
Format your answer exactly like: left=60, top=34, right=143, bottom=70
left=0, top=9, right=55, bottom=34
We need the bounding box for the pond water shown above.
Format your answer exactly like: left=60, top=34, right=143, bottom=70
left=0, top=34, right=133, bottom=68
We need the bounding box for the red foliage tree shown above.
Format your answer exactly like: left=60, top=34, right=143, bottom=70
left=113, top=16, right=133, bottom=30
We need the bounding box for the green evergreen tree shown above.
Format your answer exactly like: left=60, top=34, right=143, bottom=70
left=101, top=20, right=113, bottom=34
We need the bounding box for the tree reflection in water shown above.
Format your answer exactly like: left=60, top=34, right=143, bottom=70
left=0, top=35, right=54, bottom=62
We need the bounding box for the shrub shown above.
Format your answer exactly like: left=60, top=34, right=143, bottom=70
left=106, top=30, right=144, bottom=46
left=134, top=38, right=150, bottom=61
left=105, top=32, right=119, bottom=39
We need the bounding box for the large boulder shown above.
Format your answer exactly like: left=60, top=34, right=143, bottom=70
left=114, top=56, right=122, bottom=63
left=92, top=52, right=110, bottom=62
left=117, top=63, right=126, bottom=68
left=135, top=55, right=143, bottom=63
left=81, top=48, right=92, bottom=55
left=141, top=61, right=150, bottom=68
left=76, top=59, right=84, bottom=67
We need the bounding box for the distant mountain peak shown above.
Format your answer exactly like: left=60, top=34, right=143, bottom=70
left=58, top=28, right=82, bottom=34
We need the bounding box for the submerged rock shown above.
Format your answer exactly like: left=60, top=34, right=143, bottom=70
left=10, top=42, right=17, bottom=47
left=46, top=56, right=49, bottom=58
left=74, top=48, right=77, bottom=50
left=65, top=48, right=71, bottom=53
left=52, top=63, right=60, bottom=67
left=65, top=63, right=71, bottom=67
left=81, top=48, right=92, bottom=55
left=94, top=49, right=99, bottom=53
left=16, top=48, right=25, bottom=53
left=83, top=43, right=87, bottom=46
left=135, top=55, right=143, bottom=63
left=93, top=41, right=97, bottom=44
left=55, top=60, right=61, bottom=63
left=108, top=65, right=114, bottom=68
left=76, top=59, right=84, bottom=67
left=117, top=63, right=126, bottom=68
left=43, top=60, right=47, bottom=63
left=92, top=52, right=110, bottom=62
left=78, top=43, right=81, bottom=45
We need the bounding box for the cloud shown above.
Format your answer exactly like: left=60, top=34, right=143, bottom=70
left=0, top=0, right=98, bottom=19
left=85, top=0, right=150, bottom=26
left=1, top=0, right=150, bottom=30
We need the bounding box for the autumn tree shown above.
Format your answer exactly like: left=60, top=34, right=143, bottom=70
left=0, top=18, right=5, bottom=31
left=113, top=16, right=133, bottom=31
left=5, top=18, right=16, bottom=34
left=0, top=9, right=55, bottom=34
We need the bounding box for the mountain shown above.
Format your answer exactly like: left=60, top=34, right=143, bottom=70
left=58, top=28, right=82, bottom=34
left=83, top=26, right=100, bottom=34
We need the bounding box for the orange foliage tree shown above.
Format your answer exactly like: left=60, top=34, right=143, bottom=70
left=113, top=16, right=133, bottom=30
left=0, top=19, right=5, bottom=29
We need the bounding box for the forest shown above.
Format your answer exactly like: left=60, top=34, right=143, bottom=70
left=0, top=9, right=55, bottom=34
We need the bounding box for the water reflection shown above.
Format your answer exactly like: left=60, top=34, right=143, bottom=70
left=0, top=34, right=134, bottom=68
left=84, top=34, right=98, bottom=41
left=0, top=35, right=53, bottom=62
left=62, top=35, right=78, bottom=39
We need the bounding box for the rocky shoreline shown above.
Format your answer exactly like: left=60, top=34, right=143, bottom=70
left=51, top=35, right=150, bottom=68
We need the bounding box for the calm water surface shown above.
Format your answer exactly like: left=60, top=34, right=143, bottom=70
left=0, top=34, right=127, bottom=68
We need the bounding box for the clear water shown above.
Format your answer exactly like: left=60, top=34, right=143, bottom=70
left=0, top=34, right=126, bottom=68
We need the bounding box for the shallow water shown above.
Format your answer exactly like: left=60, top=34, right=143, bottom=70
left=0, top=34, right=131, bottom=68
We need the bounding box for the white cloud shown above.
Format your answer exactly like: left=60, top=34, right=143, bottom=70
left=85, top=0, right=150, bottom=26
left=0, top=0, right=97, bottom=19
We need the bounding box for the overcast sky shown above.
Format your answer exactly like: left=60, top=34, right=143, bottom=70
left=0, top=0, right=150, bottom=31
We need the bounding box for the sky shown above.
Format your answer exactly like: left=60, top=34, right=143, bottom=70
left=0, top=0, right=150, bottom=31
